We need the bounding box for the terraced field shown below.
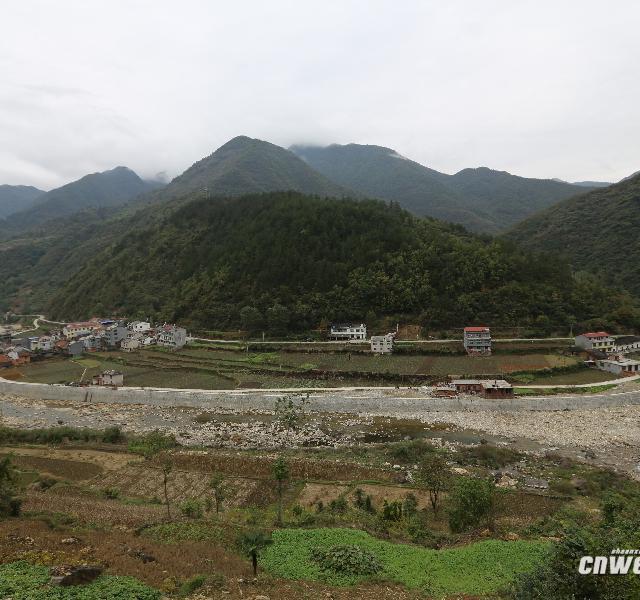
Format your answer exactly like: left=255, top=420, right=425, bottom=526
left=12, top=343, right=586, bottom=390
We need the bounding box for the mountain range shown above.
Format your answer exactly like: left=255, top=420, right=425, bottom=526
left=0, top=135, right=638, bottom=332
left=290, top=143, right=592, bottom=233
left=0, top=167, right=162, bottom=238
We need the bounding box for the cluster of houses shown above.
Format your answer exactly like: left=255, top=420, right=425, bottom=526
left=328, top=323, right=397, bottom=355
left=0, top=318, right=189, bottom=370
left=574, top=331, right=640, bottom=376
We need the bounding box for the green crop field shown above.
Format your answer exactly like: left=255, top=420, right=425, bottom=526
left=0, top=561, right=159, bottom=599
left=262, top=528, right=549, bottom=595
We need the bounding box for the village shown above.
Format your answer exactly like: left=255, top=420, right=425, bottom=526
left=1, top=317, right=639, bottom=396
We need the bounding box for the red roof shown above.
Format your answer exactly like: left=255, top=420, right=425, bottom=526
left=464, top=326, right=490, bottom=332
left=582, top=331, right=611, bottom=338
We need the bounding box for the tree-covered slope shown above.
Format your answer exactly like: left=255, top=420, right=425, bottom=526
left=291, top=144, right=590, bottom=233
left=0, top=185, right=45, bottom=218
left=447, top=167, right=586, bottom=228
left=48, top=192, right=640, bottom=333
left=506, top=173, right=640, bottom=295
left=0, top=167, right=159, bottom=237
left=165, top=136, right=352, bottom=200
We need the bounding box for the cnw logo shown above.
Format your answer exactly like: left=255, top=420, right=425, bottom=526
left=579, top=552, right=640, bottom=575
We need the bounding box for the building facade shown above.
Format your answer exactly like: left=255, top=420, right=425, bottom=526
left=575, top=332, right=616, bottom=352
left=328, top=323, right=367, bottom=341
left=463, top=326, right=492, bottom=355
left=371, top=333, right=394, bottom=354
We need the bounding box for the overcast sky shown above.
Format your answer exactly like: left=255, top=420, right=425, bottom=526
left=1, top=1, right=639, bottom=190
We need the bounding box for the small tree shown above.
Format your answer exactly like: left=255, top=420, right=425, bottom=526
left=209, top=473, right=226, bottom=514
left=417, top=453, right=450, bottom=514
left=448, top=478, right=496, bottom=533
left=160, top=457, right=173, bottom=520
left=237, top=530, right=273, bottom=576
left=274, top=394, right=309, bottom=431
left=0, top=456, right=21, bottom=517
left=272, top=456, right=290, bottom=525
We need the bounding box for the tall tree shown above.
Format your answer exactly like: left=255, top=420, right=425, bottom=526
left=237, top=530, right=273, bottom=577
left=417, top=453, right=450, bottom=514
left=272, top=456, right=290, bottom=526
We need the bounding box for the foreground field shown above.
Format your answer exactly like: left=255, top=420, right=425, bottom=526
left=9, top=342, right=594, bottom=390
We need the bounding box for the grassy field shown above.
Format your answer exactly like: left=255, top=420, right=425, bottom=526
left=12, top=344, right=596, bottom=390
left=262, top=528, right=549, bottom=594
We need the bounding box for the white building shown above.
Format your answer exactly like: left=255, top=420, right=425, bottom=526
left=614, top=335, right=640, bottom=353
left=596, top=357, right=640, bottom=375
left=575, top=331, right=616, bottom=352
left=92, top=370, right=124, bottom=386
left=121, top=333, right=143, bottom=352
left=130, top=321, right=151, bottom=333
left=463, top=326, right=491, bottom=355
left=157, top=324, right=187, bottom=349
left=371, top=333, right=395, bottom=354
left=328, top=323, right=367, bottom=341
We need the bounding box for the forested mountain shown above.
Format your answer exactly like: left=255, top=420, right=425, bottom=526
left=48, top=192, right=640, bottom=333
left=506, top=173, right=640, bottom=295
left=0, top=167, right=161, bottom=238
left=0, top=137, right=348, bottom=312
left=163, top=136, right=352, bottom=200
left=291, top=144, right=591, bottom=233
left=0, top=185, right=45, bottom=218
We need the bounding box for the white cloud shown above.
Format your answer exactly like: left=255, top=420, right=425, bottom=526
left=0, top=0, right=638, bottom=189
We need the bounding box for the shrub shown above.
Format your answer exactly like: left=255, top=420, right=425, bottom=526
left=180, top=498, right=204, bottom=519
left=311, top=545, right=383, bottom=576
left=448, top=478, right=496, bottom=533
left=329, top=497, right=348, bottom=514
left=101, top=487, right=120, bottom=500
left=381, top=500, right=403, bottom=522
left=389, top=439, right=435, bottom=464
left=128, top=430, right=177, bottom=458
left=178, top=574, right=206, bottom=596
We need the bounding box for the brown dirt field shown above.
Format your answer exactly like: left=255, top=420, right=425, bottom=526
left=0, top=518, right=422, bottom=599
left=2, top=454, right=103, bottom=481
left=89, top=465, right=261, bottom=505
left=157, top=450, right=397, bottom=483
left=0, top=446, right=141, bottom=471
left=23, top=488, right=168, bottom=528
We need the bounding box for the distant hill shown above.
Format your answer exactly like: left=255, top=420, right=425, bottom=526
left=572, top=181, right=612, bottom=188
left=0, top=167, right=161, bottom=238
left=164, top=136, right=353, bottom=200
left=0, top=185, right=45, bottom=218
left=506, top=173, right=640, bottom=295
left=47, top=191, right=639, bottom=334
left=291, top=144, right=591, bottom=233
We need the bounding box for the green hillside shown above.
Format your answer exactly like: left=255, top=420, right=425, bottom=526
left=48, top=192, right=640, bottom=333
left=506, top=173, right=640, bottom=295
left=291, top=144, right=590, bottom=233
left=0, top=185, right=44, bottom=218
left=0, top=167, right=159, bottom=237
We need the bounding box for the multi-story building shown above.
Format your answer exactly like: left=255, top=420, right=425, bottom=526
left=463, top=326, right=491, bottom=355
left=575, top=331, right=615, bottom=353
left=371, top=333, right=395, bottom=354
left=103, top=325, right=129, bottom=348
left=63, top=321, right=100, bottom=340
left=328, top=323, right=367, bottom=341
left=157, top=324, right=187, bottom=349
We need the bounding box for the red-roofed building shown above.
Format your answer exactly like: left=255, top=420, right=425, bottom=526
left=463, top=326, right=491, bottom=355
left=575, top=332, right=615, bottom=352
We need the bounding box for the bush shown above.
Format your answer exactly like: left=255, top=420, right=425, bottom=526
left=178, top=574, right=206, bottom=596
left=180, top=498, right=204, bottom=519
left=101, top=487, right=120, bottom=500
left=448, top=478, right=496, bottom=533
left=458, top=444, right=523, bottom=468
left=128, top=430, right=177, bottom=458
left=389, top=440, right=435, bottom=464
left=311, top=545, right=383, bottom=576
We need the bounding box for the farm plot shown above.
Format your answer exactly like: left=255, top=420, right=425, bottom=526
left=262, top=528, right=550, bottom=594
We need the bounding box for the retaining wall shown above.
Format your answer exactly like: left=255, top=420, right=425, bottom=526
left=1, top=377, right=639, bottom=414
